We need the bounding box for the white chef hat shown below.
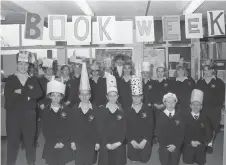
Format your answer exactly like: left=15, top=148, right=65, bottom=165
left=106, top=74, right=118, bottom=93
left=42, top=59, right=54, bottom=68
left=79, top=62, right=91, bottom=91
left=142, top=62, right=151, bottom=72
left=131, top=76, right=143, bottom=95
left=163, top=92, right=178, bottom=103
left=47, top=77, right=66, bottom=95
left=191, top=89, right=204, bottom=104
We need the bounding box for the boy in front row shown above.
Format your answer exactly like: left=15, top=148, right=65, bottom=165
left=156, top=93, right=186, bottom=165
left=183, top=89, right=213, bottom=165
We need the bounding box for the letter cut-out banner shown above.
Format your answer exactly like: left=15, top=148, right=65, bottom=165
left=162, top=16, right=181, bottom=41
left=72, top=16, right=91, bottom=45
left=48, top=15, right=67, bottom=41
left=135, top=16, right=155, bottom=42
left=185, top=14, right=203, bottom=39
left=25, top=12, right=44, bottom=40
left=96, top=16, right=116, bottom=44
left=23, top=11, right=226, bottom=44
left=207, top=10, right=225, bottom=36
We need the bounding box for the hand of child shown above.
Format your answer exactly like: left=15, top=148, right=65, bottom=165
left=138, top=139, right=147, bottom=149
left=58, top=142, right=64, bottom=148
left=14, top=89, right=21, bottom=94
left=195, top=141, right=201, bottom=146
left=111, top=142, right=121, bottom=150
left=191, top=141, right=198, bottom=147
left=167, top=144, right=176, bottom=152
left=40, top=104, right=45, bottom=110
left=95, top=144, right=100, bottom=151
left=65, top=101, right=70, bottom=106
left=54, top=143, right=64, bottom=149
left=131, top=140, right=139, bottom=149
left=106, top=144, right=113, bottom=150
left=71, top=142, right=76, bottom=150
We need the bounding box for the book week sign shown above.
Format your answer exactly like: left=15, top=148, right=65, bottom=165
left=25, top=10, right=225, bottom=44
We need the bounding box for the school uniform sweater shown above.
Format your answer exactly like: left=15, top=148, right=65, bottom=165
left=117, top=78, right=132, bottom=109
left=4, top=75, right=42, bottom=113
left=143, top=79, right=156, bottom=105
left=184, top=112, right=213, bottom=145
left=126, top=104, right=154, bottom=143
left=67, top=76, right=81, bottom=107
left=97, top=106, right=126, bottom=165
left=156, top=110, right=186, bottom=148
left=196, top=78, right=225, bottom=111
left=90, top=77, right=107, bottom=107
left=152, top=78, right=173, bottom=105
left=42, top=105, right=73, bottom=164
left=171, top=77, right=195, bottom=114
left=38, top=76, right=50, bottom=106
left=70, top=104, right=99, bottom=164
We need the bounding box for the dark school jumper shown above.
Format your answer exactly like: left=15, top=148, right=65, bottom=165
left=183, top=112, right=213, bottom=165
left=90, top=77, right=107, bottom=107
left=66, top=76, right=81, bottom=107
left=70, top=104, right=99, bottom=165
left=117, top=78, right=132, bottom=110
left=155, top=110, right=186, bottom=165
left=171, top=77, right=195, bottom=116
left=42, top=105, right=73, bottom=165
left=97, top=106, right=126, bottom=165
left=196, top=77, right=225, bottom=132
left=143, top=79, right=156, bottom=105
left=4, top=75, right=42, bottom=165
left=126, top=104, right=154, bottom=163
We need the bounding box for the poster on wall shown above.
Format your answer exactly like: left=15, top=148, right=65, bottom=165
left=93, top=48, right=133, bottom=68
left=143, top=48, right=165, bottom=79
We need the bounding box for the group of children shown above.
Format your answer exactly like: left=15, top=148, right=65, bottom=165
left=4, top=51, right=225, bottom=165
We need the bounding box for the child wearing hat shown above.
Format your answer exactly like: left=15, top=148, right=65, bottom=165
left=4, top=51, right=42, bottom=165
left=70, top=62, right=100, bottom=165
left=126, top=76, right=154, bottom=163
left=98, top=74, right=126, bottom=165
left=141, top=62, right=155, bottom=106
left=196, top=59, right=225, bottom=153
left=89, top=61, right=107, bottom=107
left=42, top=78, right=73, bottom=165
left=38, top=59, right=56, bottom=110
left=66, top=59, right=83, bottom=107
left=155, top=92, right=186, bottom=165
left=183, top=89, right=213, bottom=165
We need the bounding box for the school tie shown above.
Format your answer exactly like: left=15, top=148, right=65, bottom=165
left=194, top=115, right=199, bottom=120
left=169, top=113, right=172, bottom=118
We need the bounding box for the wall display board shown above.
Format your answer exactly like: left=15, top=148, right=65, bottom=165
left=143, top=48, right=165, bottom=79
left=93, top=48, right=133, bottom=68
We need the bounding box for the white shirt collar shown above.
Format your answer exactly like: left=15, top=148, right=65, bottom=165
left=203, top=75, right=216, bottom=80
left=143, top=79, right=150, bottom=84
left=122, top=76, right=131, bottom=82
left=191, top=111, right=200, bottom=118
left=131, top=103, right=143, bottom=113
left=106, top=102, right=119, bottom=114
left=15, top=71, right=31, bottom=78
left=79, top=102, right=92, bottom=114
left=51, top=104, right=60, bottom=113
left=176, top=76, right=188, bottom=82
left=92, top=76, right=100, bottom=82
left=164, top=109, right=175, bottom=117
left=157, top=77, right=166, bottom=82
